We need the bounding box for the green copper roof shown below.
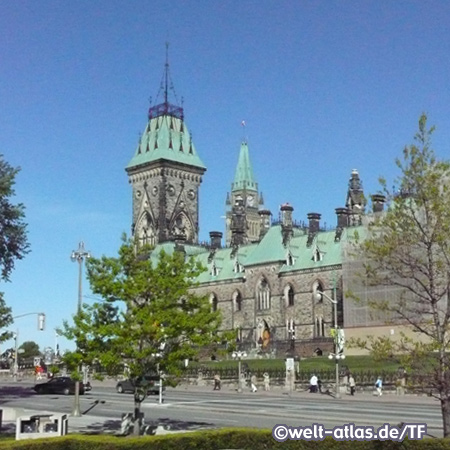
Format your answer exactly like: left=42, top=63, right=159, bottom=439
left=231, top=141, right=257, bottom=192
left=146, top=225, right=367, bottom=283
left=126, top=112, right=206, bottom=171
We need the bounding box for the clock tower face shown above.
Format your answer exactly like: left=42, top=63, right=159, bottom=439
left=247, top=194, right=255, bottom=206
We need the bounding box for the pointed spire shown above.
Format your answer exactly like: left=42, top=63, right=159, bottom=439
left=164, top=41, right=169, bottom=106
left=232, top=141, right=257, bottom=192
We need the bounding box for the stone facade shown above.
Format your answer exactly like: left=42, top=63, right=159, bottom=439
left=125, top=63, right=378, bottom=358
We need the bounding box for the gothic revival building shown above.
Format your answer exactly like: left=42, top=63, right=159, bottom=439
left=125, top=57, right=386, bottom=357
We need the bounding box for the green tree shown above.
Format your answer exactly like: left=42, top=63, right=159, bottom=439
left=61, top=236, right=222, bottom=435
left=0, top=155, right=30, bottom=343
left=19, top=340, right=40, bottom=359
left=351, top=114, right=450, bottom=436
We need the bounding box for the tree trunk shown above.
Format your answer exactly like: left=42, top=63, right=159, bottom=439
left=133, top=393, right=143, bottom=436
left=441, top=395, right=450, bottom=437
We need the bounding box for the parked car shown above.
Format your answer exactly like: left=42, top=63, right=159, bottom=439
left=116, top=375, right=164, bottom=395
left=33, top=376, right=91, bottom=395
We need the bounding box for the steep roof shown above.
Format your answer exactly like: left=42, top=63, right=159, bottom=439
left=126, top=105, right=206, bottom=171
left=231, top=141, right=257, bottom=192
left=146, top=224, right=365, bottom=283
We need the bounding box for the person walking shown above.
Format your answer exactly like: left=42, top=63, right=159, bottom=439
left=213, top=374, right=221, bottom=390
left=349, top=374, right=356, bottom=396
left=309, top=374, right=318, bottom=393
left=263, top=372, right=270, bottom=391
left=250, top=374, right=258, bottom=392
left=375, top=376, right=383, bottom=396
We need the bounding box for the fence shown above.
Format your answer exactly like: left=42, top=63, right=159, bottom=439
left=182, top=366, right=404, bottom=387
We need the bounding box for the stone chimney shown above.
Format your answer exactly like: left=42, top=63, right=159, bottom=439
left=280, top=203, right=294, bottom=228
left=371, top=194, right=386, bottom=213
left=280, top=203, right=294, bottom=245
left=258, top=209, right=272, bottom=240
left=209, top=231, right=223, bottom=250
left=307, top=212, right=321, bottom=247
left=307, top=212, right=321, bottom=234
left=335, top=207, right=349, bottom=228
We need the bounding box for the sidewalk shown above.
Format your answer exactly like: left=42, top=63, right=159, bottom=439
left=171, top=382, right=440, bottom=405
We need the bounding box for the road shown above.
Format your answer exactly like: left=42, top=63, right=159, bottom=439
left=0, top=380, right=443, bottom=437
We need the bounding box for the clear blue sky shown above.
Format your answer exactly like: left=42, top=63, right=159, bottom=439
left=1, top=1, right=450, bottom=353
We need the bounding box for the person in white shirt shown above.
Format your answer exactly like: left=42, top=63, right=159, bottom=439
left=309, top=374, right=318, bottom=393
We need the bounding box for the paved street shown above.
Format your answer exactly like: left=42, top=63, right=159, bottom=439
left=0, top=379, right=443, bottom=437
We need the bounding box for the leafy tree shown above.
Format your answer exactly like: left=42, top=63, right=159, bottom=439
left=0, top=155, right=30, bottom=343
left=350, top=114, right=450, bottom=436
left=19, top=340, right=40, bottom=359
left=61, top=236, right=222, bottom=435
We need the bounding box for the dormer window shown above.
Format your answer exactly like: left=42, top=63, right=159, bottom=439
left=312, top=248, right=322, bottom=262
left=286, top=252, right=294, bottom=266
left=234, top=260, right=243, bottom=273
left=211, top=263, right=219, bottom=277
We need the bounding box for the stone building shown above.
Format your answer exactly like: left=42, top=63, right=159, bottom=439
left=125, top=56, right=388, bottom=357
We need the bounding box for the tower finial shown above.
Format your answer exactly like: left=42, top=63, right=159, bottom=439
left=164, top=42, right=169, bottom=105
left=241, top=120, right=247, bottom=144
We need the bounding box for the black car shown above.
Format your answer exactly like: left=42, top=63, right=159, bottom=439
left=33, top=377, right=90, bottom=395
left=116, top=375, right=164, bottom=395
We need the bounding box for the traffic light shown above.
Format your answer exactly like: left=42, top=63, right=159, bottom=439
left=38, top=313, right=45, bottom=331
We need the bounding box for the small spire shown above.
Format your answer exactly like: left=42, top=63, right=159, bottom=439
left=164, top=41, right=169, bottom=105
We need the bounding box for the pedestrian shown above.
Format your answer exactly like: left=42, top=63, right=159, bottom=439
left=317, top=377, right=323, bottom=394
left=263, top=372, right=270, bottom=391
left=375, top=376, right=383, bottom=396
left=349, top=374, right=356, bottom=396
left=309, top=374, right=318, bottom=393
left=240, top=372, right=246, bottom=391
left=250, top=374, right=258, bottom=392
left=213, top=373, right=221, bottom=390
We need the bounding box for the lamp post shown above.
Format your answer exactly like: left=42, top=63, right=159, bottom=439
left=288, top=322, right=295, bottom=353
left=232, top=350, right=247, bottom=393
left=314, top=282, right=344, bottom=399
left=70, top=241, right=90, bottom=417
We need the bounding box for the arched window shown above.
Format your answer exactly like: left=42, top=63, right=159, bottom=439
left=284, top=284, right=295, bottom=307
left=210, top=294, right=218, bottom=312
left=136, top=212, right=156, bottom=247
left=257, top=278, right=271, bottom=310
left=316, top=316, right=324, bottom=337
left=233, top=291, right=242, bottom=312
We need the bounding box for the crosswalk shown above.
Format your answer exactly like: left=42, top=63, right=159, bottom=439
left=1, top=383, right=444, bottom=437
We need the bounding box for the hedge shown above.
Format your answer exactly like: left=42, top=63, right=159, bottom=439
left=0, top=428, right=448, bottom=450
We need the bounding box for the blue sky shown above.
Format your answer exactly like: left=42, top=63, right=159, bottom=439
left=1, top=1, right=450, bottom=353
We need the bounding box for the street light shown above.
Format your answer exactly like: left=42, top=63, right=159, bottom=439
left=232, top=350, right=247, bottom=393
left=314, top=283, right=345, bottom=399
left=12, top=312, right=46, bottom=382
left=70, top=241, right=91, bottom=417
left=288, top=322, right=296, bottom=353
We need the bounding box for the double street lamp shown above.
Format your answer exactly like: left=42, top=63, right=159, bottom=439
left=70, top=241, right=91, bottom=417
left=232, top=350, right=247, bottom=393
left=314, top=283, right=345, bottom=399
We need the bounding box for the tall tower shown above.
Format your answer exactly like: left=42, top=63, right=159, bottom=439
left=225, top=140, right=264, bottom=246
left=126, top=46, right=206, bottom=245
